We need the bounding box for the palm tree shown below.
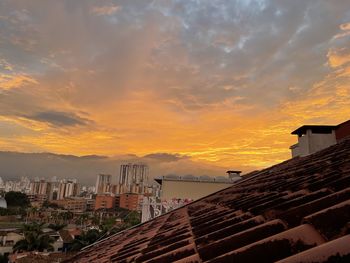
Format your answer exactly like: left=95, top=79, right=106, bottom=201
left=13, top=222, right=55, bottom=252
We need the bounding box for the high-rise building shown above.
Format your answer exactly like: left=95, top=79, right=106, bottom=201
left=29, top=180, right=53, bottom=200
left=57, top=180, right=79, bottom=200
left=118, top=163, right=149, bottom=194
left=95, top=174, right=112, bottom=194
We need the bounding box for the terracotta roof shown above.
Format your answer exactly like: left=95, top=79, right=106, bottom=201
left=65, top=138, right=350, bottom=263
left=10, top=252, right=75, bottom=263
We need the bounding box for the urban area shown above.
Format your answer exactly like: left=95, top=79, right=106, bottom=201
left=0, top=162, right=240, bottom=262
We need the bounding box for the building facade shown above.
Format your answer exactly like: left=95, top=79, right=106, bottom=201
left=57, top=180, right=79, bottom=200
left=52, top=198, right=87, bottom=214
left=118, top=163, right=149, bottom=194
left=95, top=195, right=116, bottom=210
left=155, top=175, right=239, bottom=201
left=119, top=193, right=142, bottom=211
left=95, top=174, right=112, bottom=194
left=290, top=119, right=350, bottom=157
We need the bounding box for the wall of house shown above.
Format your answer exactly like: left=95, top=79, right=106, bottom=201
left=295, top=130, right=337, bottom=157
left=336, top=120, right=350, bottom=141
left=119, top=193, right=141, bottom=211
left=295, top=133, right=310, bottom=157
left=95, top=195, right=115, bottom=210
left=308, top=130, right=337, bottom=155
left=161, top=180, right=233, bottom=200
left=290, top=143, right=300, bottom=158
left=0, top=232, right=23, bottom=255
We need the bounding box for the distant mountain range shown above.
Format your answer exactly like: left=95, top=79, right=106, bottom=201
left=0, top=151, right=227, bottom=185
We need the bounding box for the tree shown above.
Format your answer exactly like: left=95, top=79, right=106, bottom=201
left=99, top=217, right=116, bottom=233
left=13, top=222, right=55, bottom=252
left=76, top=213, right=89, bottom=227
left=70, top=229, right=101, bottom=251
left=0, top=254, right=8, bottom=263
left=5, top=191, right=30, bottom=208
left=58, top=211, right=74, bottom=224
left=124, top=211, right=141, bottom=226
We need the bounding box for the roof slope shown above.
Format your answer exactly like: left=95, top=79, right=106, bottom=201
left=66, top=138, right=350, bottom=263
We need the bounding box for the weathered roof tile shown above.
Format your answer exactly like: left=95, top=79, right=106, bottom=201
left=65, top=137, right=350, bottom=263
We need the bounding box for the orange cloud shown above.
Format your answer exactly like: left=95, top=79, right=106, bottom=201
left=333, top=23, right=350, bottom=39
left=90, top=5, right=121, bottom=16
left=328, top=49, right=350, bottom=68
left=0, top=73, right=37, bottom=90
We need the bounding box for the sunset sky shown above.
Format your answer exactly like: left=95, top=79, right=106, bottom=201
left=1, top=0, right=350, bottom=174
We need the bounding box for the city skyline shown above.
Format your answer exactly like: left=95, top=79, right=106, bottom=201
left=0, top=0, right=350, bottom=174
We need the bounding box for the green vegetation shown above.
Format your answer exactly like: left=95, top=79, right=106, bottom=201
left=124, top=211, right=141, bottom=226
left=0, top=191, right=30, bottom=216
left=70, top=211, right=141, bottom=251
left=13, top=222, right=55, bottom=252
left=0, top=206, right=26, bottom=216
left=0, top=254, right=8, bottom=263
left=58, top=211, right=74, bottom=224
left=98, top=211, right=141, bottom=238
left=5, top=191, right=30, bottom=208
left=70, top=229, right=100, bottom=251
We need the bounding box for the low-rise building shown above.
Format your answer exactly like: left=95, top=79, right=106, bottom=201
left=86, top=198, right=95, bottom=211
left=119, top=193, right=142, bottom=211
left=141, top=173, right=241, bottom=222
left=52, top=198, right=87, bottom=214
left=290, top=119, right=350, bottom=157
left=95, top=195, right=115, bottom=211
left=0, top=198, right=7, bottom=209
left=0, top=231, right=23, bottom=255
left=154, top=174, right=240, bottom=201
left=27, top=194, right=48, bottom=207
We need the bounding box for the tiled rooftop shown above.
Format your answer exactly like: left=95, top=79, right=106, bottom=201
left=66, top=138, right=350, bottom=263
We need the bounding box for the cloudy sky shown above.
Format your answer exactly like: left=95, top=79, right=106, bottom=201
left=0, top=0, right=350, bottom=175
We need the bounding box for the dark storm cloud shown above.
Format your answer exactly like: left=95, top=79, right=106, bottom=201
left=143, top=153, right=189, bottom=162
left=22, top=111, right=92, bottom=127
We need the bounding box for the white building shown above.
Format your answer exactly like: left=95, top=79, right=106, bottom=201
left=141, top=173, right=241, bottom=223
left=155, top=174, right=241, bottom=201
left=0, top=198, right=7, bottom=209
left=0, top=232, right=23, bottom=255
left=290, top=120, right=350, bottom=158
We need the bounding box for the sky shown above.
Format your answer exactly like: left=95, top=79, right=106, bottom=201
left=0, top=0, right=350, bottom=175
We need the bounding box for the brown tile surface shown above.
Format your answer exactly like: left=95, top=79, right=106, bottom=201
left=65, top=138, right=350, bottom=262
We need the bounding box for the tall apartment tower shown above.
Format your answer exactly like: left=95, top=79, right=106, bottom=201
left=57, top=180, right=79, bottom=200
left=29, top=180, right=54, bottom=201
left=118, top=163, right=149, bottom=194
left=95, top=174, right=112, bottom=194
